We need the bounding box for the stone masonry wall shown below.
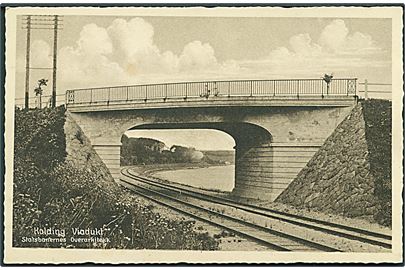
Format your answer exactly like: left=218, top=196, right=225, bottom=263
left=362, top=99, right=392, bottom=225
left=276, top=103, right=380, bottom=220
left=64, top=112, right=114, bottom=182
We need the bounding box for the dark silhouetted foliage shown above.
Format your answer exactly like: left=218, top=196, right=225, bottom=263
left=13, top=108, right=218, bottom=250
left=120, top=135, right=205, bottom=165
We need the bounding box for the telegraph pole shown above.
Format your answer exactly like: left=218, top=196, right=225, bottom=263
left=22, top=15, right=63, bottom=109
left=52, top=15, right=59, bottom=108
left=24, top=15, right=31, bottom=110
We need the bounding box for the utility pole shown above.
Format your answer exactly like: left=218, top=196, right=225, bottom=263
left=22, top=15, right=63, bottom=109
left=24, top=15, right=31, bottom=110
left=52, top=15, right=59, bottom=108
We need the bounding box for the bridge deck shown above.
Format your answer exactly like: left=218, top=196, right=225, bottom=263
left=67, top=95, right=356, bottom=112
left=66, top=78, right=357, bottom=112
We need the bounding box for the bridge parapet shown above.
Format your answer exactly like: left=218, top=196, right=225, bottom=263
left=66, top=78, right=357, bottom=111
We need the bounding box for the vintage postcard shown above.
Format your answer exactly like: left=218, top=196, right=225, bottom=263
left=3, top=5, right=403, bottom=264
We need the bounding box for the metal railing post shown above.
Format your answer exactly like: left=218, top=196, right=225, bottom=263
left=145, top=85, right=148, bottom=102
left=321, top=80, right=324, bottom=98
left=90, top=89, right=93, bottom=104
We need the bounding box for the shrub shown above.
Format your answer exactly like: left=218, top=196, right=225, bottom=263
left=13, top=107, right=219, bottom=250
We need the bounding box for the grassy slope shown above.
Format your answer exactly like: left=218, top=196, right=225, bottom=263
left=13, top=107, right=218, bottom=249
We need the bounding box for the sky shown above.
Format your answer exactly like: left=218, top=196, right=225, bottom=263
left=14, top=15, right=393, bottom=150
left=15, top=16, right=392, bottom=99
left=125, top=129, right=236, bottom=150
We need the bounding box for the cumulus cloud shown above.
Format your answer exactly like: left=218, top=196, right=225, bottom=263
left=30, top=18, right=387, bottom=92
left=58, top=23, right=125, bottom=89
left=107, top=18, right=169, bottom=74
left=251, top=19, right=388, bottom=78
left=319, top=19, right=349, bottom=52
left=318, top=19, right=380, bottom=55
left=289, top=34, right=322, bottom=56
left=179, top=41, right=218, bottom=71
left=78, top=24, right=113, bottom=56
left=54, top=17, right=240, bottom=90
left=31, top=40, right=53, bottom=68
left=107, top=18, right=155, bottom=58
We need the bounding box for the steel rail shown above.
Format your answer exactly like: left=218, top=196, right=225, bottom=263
left=120, top=171, right=341, bottom=252
left=124, top=168, right=391, bottom=249
left=120, top=180, right=290, bottom=251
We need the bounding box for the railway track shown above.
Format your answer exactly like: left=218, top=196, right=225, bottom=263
left=121, top=167, right=391, bottom=251
left=120, top=169, right=340, bottom=252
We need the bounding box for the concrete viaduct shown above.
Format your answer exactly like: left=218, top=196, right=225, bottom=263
left=66, top=78, right=358, bottom=201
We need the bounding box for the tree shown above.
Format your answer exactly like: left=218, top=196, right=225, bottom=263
left=34, top=79, right=48, bottom=109
left=322, top=73, right=333, bottom=95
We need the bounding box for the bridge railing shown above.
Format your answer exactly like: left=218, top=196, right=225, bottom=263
left=66, top=78, right=357, bottom=105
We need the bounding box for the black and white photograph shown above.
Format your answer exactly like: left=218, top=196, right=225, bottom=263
left=2, top=5, right=403, bottom=264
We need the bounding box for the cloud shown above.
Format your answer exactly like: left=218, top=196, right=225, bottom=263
left=104, top=18, right=225, bottom=76
left=248, top=19, right=388, bottom=79
left=58, top=23, right=125, bottom=89
left=179, top=41, right=218, bottom=71
left=317, top=19, right=380, bottom=55
left=343, top=31, right=380, bottom=55
left=107, top=18, right=171, bottom=74
left=31, top=40, right=53, bottom=68
left=54, top=17, right=243, bottom=90
left=107, top=18, right=155, bottom=59
left=319, top=19, right=349, bottom=52
left=289, top=34, right=322, bottom=56
left=31, top=18, right=388, bottom=93
left=78, top=24, right=113, bottom=56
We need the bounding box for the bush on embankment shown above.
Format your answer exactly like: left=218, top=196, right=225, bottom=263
left=13, top=107, right=218, bottom=249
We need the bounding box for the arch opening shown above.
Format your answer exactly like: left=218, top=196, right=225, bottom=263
left=120, top=122, right=273, bottom=194
left=121, top=127, right=236, bottom=192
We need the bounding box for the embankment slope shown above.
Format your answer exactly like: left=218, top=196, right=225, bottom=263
left=276, top=100, right=391, bottom=226
left=13, top=107, right=218, bottom=249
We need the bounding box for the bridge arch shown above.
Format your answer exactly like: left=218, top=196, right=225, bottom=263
left=124, top=121, right=273, bottom=197
left=129, top=121, right=273, bottom=146
left=68, top=98, right=355, bottom=201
